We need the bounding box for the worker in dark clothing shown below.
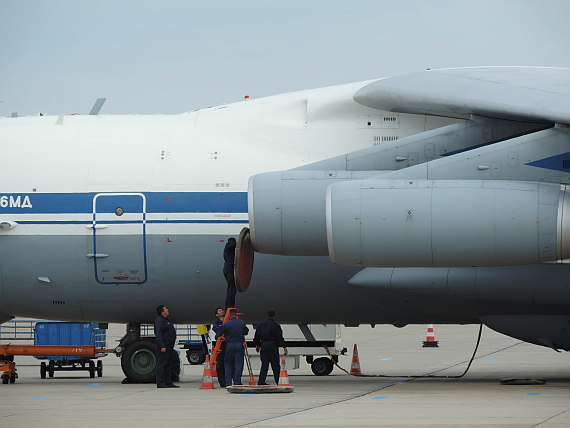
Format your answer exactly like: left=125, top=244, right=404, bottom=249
left=211, top=307, right=226, bottom=387
left=254, top=310, right=288, bottom=385
left=218, top=308, right=249, bottom=386
left=154, top=305, right=179, bottom=388
left=223, top=237, right=237, bottom=309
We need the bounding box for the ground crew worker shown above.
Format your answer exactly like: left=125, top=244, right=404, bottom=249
left=253, top=310, right=288, bottom=385
left=154, top=305, right=179, bottom=388
left=211, top=307, right=226, bottom=387
left=223, top=237, right=237, bottom=309
left=218, top=308, right=249, bottom=386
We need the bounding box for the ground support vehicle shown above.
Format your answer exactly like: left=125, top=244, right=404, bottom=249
left=34, top=322, right=107, bottom=379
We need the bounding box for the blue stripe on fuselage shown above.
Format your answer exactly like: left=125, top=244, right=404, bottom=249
left=0, top=192, right=248, bottom=214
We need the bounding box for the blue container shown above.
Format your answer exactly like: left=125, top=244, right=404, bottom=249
left=34, top=322, right=106, bottom=360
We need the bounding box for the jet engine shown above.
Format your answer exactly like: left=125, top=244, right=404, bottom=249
left=248, top=169, right=378, bottom=256
left=249, top=173, right=570, bottom=267
left=327, top=180, right=570, bottom=267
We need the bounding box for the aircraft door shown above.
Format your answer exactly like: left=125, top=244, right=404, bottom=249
left=92, top=193, right=147, bottom=285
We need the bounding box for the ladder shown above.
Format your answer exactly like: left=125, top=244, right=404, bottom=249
left=210, top=308, right=256, bottom=386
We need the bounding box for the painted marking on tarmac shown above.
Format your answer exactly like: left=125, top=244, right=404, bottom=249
left=83, top=383, right=103, bottom=387
left=527, top=393, right=541, bottom=396
left=381, top=358, right=392, bottom=361
left=33, top=397, right=48, bottom=400
left=240, top=394, right=256, bottom=397
left=371, top=395, right=388, bottom=400
left=485, top=358, right=496, bottom=362
left=396, top=381, right=408, bottom=384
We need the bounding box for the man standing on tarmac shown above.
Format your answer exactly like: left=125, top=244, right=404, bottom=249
left=254, top=310, right=288, bottom=385
left=218, top=308, right=249, bottom=386
left=154, top=305, right=179, bottom=388
left=211, top=307, right=226, bottom=387
left=223, top=237, right=237, bottom=309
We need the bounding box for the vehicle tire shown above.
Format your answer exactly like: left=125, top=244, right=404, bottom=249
left=186, top=350, right=205, bottom=365
left=2, top=375, right=8, bottom=384
left=48, top=360, right=55, bottom=378
left=97, top=360, right=103, bottom=377
left=120, top=339, right=157, bottom=383
left=88, top=361, right=95, bottom=378
left=40, top=362, right=47, bottom=379
left=311, top=357, right=334, bottom=376
left=9, top=373, right=16, bottom=384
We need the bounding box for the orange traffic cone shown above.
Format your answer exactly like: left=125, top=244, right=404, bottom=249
left=278, top=357, right=290, bottom=386
left=199, top=355, right=216, bottom=389
left=350, top=344, right=362, bottom=375
left=422, top=324, right=439, bottom=347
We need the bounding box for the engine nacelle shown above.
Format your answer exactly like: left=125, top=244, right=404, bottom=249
left=248, top=170, right=378, bottom=255
left=326, top=180, right=570, bottom=267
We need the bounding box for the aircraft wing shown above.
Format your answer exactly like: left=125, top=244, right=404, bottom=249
left=353, top=66, right=570, bottom=124
left=244, top=66, right=570, bottom=350
left=247, top=66, right=570, bottom=264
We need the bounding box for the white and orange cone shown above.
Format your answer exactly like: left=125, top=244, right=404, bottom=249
left=350, top=344, right=362, bottom=375
left=199, top=355, right=216, bottom=389
left=278, top=357, right=291, bottom=386
left=422, top=324, right=439, bottom=348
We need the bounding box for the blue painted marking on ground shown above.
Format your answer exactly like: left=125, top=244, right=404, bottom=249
left=527, top=393, right=541, bottom=396
left=239, top=393, right=256, bottom=397
left=396, top=381, right=408, bottom=384
left=485, top=358, right=496, bottom=362
left=381, top=357, right=392, bottom=361
left=371, top=395, right=388, bottom=400
left=82, top=383, right=102, bottom=387
left=33, top=397, right=48, bottom=400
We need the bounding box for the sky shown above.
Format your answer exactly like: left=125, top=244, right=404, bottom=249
left=1, top=0, right=569, bottom=116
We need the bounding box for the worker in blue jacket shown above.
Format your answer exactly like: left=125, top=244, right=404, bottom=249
left=253, top=310, right=288, bottom=385
left=218, top=308, right=249, bottom=386
left=211, top=307, right=226, bottom=387
left=154, top=305, right=179, bottom=388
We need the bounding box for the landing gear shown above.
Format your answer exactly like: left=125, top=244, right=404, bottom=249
left=311, top=357, right=334, bottom=376
left=120, top=339, right=157, bottom=383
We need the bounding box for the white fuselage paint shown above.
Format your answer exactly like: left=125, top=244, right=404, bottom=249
left=0, top=80, right=459, bottom=324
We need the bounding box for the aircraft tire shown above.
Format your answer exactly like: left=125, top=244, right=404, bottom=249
left=121, top=339, right=157, bottom=383
left=311, top=357, right=334, bottom=376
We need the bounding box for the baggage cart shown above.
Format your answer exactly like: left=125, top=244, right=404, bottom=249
left=34, top=322, right=107, bottom=379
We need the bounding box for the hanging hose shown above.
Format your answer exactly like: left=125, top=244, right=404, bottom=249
left=323, top=324, right=483, bottom=379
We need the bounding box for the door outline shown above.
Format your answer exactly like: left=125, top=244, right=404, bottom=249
left=92, top=192, right=148, bottom=285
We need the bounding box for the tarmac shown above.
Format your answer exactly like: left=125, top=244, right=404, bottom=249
left=1, top=323, right=569, bottom=427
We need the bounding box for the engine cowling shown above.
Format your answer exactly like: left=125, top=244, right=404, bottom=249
left=248, top=170, right=378, bottom=255
left=326, top=180, right=570, bottom=267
